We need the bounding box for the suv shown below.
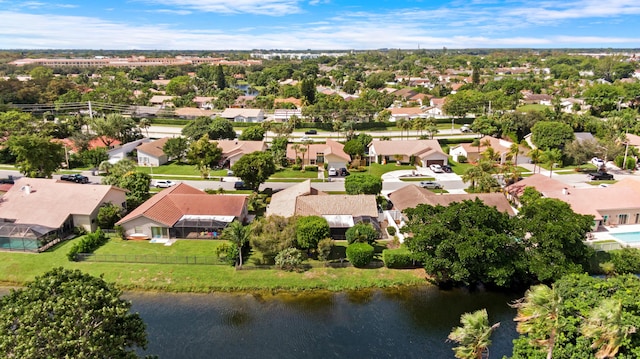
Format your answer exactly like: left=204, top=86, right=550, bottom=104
left=429, top=164, right=444, bottom=173
left=339, top=168, right=350, bottom=176
left=441, top=165, right=452, bottom=173
left=304, top=129, right=317, bottom=135
left=419, top=181, right=443, bottom=189
left=60, top=174, right=89, bottom=184
left=234, top=181, right=248, bottom=190
left=154, top=180, right=176, bottom=188
left=328, top=167, right=337, bottom=176
left=460, top=124, right=472, bottom=133
left=588, top=172, right=614, bottom=181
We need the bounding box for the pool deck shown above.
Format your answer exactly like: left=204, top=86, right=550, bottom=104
left=589, top=224, right=640, bottom=248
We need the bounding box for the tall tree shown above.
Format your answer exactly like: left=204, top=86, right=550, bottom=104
left=231, top=151, right=276, bottom=192
left=511, top=284, right=562, bottom=359
left=221, top=221, right=250, bottom=267
left=215, top=64, right=227, bottom=90
left=163, top=137, right=189, bottom=163
left=540, top=148, right=563, bottom=178
left=300, top=78, right=316, bottom=105
left=8, top=134, right=64, bottom=178
left=0, top=268, right=147, bottom=358
left=187, top=134, right=222, bottom=178
left=581, top=298, right=635, bottom=359
left=531, top=121, right=574, bottom=150
left=448, top=309, right=500, bottom=359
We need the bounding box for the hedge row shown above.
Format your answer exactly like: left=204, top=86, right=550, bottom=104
left=67, top=228, right=109, bottom=261
left=346, top=243, right=374, bottom=268
left=382, top=248, right=416, bottom=269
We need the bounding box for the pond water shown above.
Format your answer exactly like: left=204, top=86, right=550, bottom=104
left=128, top=286, right=520, bottom=359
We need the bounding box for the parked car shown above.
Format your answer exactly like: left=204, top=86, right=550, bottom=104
left=234, top=181, right=248, bottom=190
left=226, top=169, right=234, bottom=176
left=441, top=165, right=453, bottom=173
left=60, top=174, right=89, bottom=184
left=154, top=180, right=176, bottom=188
left=328, top=167, right=337, bottom=176
left=591, top=157, right=605, bottom=168
left=0, top=177, right=14, bottom=184
left=300, top=135, right=311, bottom=142
left=339, top=168, right=350, bottom=176
left=419, top=181, right=443, bottom=189
left=588, top=172, right=614, bottom=181
left=460, top=124, right=472, bottom=133
left=304, top=129, right=317, bottom=135
left=429, top=164, right=444, bottom=173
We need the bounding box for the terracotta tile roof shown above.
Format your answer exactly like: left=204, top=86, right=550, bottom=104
left=274, top=97, right=302, bottom=108
left=136, top=137, right=170, bottom=158
left=266, top=180, right=326, bottom=217
left=0, top=178, right=127, bottom=229
left=295, top=195, right=378, bottom=217
left=389, top=185, right=514, bottom=215
left=626, top=133, right=640, bottom=147
left=369, top=139, right=446, bottom=159
left=286, top=139, right=350, bottom=162
left=117, top=183, right=247, bottom=227
left=173, top=107, right=215, bottom=118
left=215, top=140, right=266, bottom=158
left=389, top=107, right=425, bottom=116
left=505, top=174, right=568, bottom=198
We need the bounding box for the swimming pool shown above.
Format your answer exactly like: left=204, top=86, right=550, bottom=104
left=611, top=231, right=640, bottom=245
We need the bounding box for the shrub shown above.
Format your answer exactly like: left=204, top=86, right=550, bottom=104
left=346, top=243, right=374, bottom=268
left=317, top=238, right=334, bottom=262
left=610, top=248, right=640, bottom=274
left=275, top=247, right=305, bottom=271
left=296, top=216, right=330, bottom=250
left=457, top=155, right=468, bottom=163
left=215, top=243, right=238, bottom=266
left=386, top=226, right=396, bottom=236
left=345, top=223, right=379, bottom=245
left=114, top=225, right=125, bottom=240
left=304, top=165, right=318, bottom=172
left=291, top=164, right=302, bottom=171
left=67, top=228, right=108, bottom=261
left=382, top=248, right=415, bottom=268
left=614, top=155, right=636, bottom=170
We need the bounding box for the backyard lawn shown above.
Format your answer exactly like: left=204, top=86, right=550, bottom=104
left=269, top=168, right=319, bottom=179
left=0, top=237, right=425, bottom=292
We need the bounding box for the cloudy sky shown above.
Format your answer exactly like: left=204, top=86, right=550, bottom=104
left=1, top=0, right=639, bottom=50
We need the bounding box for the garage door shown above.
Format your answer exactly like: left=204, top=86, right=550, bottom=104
left=426, top=160, right=445, bottom=166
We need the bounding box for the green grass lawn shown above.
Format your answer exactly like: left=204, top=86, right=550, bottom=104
left=270, top=168, right=319, bottom=179
left=516, top=104, right=548, bottom=113
left=448, top=160, right=474, bottom=175
left=0, top=237, right=426, bottom=292
left=367, top=163, right=416, bottom=177
left=136, top=161, right=227, bottom=177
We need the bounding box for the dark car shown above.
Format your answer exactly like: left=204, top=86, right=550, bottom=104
left=339, top=168, right=350, bottom=176
left=588, top=172, right=614, bottom=181
left=304, top=129, right=317, bottom=135
left=234, top=181, right=249, bottom=190
left=441, top=165, right=452, bottom=173
left=0, top=178, right=14, bottom=184
left=60, top=174, right=89, bottom=183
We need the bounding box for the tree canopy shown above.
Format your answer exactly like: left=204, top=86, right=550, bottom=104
left=231, top=151, right=276, bottom=191
left=345, top=174, right=382, bottom=195
left=0, top=267, right=147, bottom=358
left=8, top=134, right=64, bottom=178
left=531, top=121, right=575, bottom=150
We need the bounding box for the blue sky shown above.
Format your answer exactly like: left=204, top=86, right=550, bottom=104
left=1, top=0, right=639, bottom=50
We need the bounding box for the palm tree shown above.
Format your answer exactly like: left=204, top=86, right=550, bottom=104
left=541, top=148, right=563, bottom=178
left=508, top=143, right=521, bottom=166
left=291, top=144, right=300, bottom=164
left=397, top=119, right=407, bottom=139
left=448, top=309, right=500, bottom=359
left=511, top=284, right=561, bottom=359
left=221, top=221, right=250, bottom=268
left=399, top=119, right=412, bottom=140
left=581, top=298, right=636, bottom=359
left=138, top=118, right=151, bottom=138
left=299, top=146, right=308, bottom=167
left=528, top=148, right=542, bottom=174
left=412, top=117, right=427, bottom=136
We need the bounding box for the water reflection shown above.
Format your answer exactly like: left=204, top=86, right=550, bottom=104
left=127, top=286, right=519, bottom=359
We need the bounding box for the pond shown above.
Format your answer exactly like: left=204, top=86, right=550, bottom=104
left=129, top=286, right=520, bottom=359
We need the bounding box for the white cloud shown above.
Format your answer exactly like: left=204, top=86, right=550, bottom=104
left=148, top=9, right=193, bottom=15
left=136, top=0, right=302, bottom=15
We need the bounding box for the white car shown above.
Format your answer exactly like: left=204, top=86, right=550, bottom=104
left=154, top=180, right=176, bottom=188
left=591, top=157, right=605, bottom=168
left=430, top=164, right=444, bottom=173
left=328, top=167, right=337, bottom=176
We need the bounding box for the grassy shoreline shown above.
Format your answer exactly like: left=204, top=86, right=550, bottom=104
left=0, top=238, right=428, bottom=293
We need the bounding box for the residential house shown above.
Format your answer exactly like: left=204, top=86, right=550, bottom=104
left=0, top=178, right=127, bottom=248
left=520, top=92, right=553, bottom=105
left=388, top=107, right=425, bottom=122
left=449, top=136, right=515, bottom=164
left=149, top=95, right=175, bottom=107
left=116, top=183, right=248, bottom=240
left=506, top=174, right=640, bottom=230
left=216, top=140, right=267, bottom=168
left=220, top=108, right=264, bottom=123
left=368, top=139, right=448, bottom=167
left=193, top=96, right=214, bottom=109
left=266, top=180, right=381, bottom=239
left=389, top=185, right=515, bottom=216
left=274, top=109, right=303, bottom=122
left=173, top=107, right=216, bottom=119
left=136, top=137, right=170, bottom=166
left=274, top=97, right=302, bottom=109
left=392, top=88, right=418, bottom=100
left=286, top=139, right=351, bottom=169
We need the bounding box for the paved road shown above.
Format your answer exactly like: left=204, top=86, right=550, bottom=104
left=146, top=125, right=479, bottom=141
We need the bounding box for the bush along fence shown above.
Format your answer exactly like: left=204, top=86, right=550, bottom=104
left=67, top=228, right=109, bottom=261
left=75, top=253, right=228, bottom=265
